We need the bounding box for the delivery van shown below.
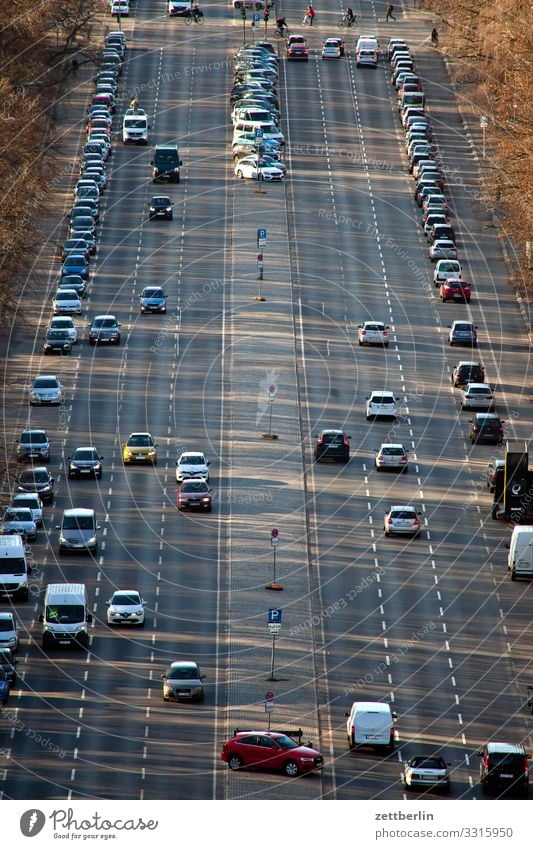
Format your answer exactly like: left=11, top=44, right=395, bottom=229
left=122, top=108, right=149, bottom=145
left=346, top=701, right=397, bottom=751
left=0, top=535, right=29, bottom=601
left=507, top=526, right=533, bottom=580
left=356, top=36, right=379, bottom=67
left=39, top=583, right=92, bottom=648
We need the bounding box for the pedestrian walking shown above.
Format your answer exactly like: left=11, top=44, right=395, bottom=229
left=431, top=27, right=439, bottom=46
left=385, top=3, right=396, bottom=21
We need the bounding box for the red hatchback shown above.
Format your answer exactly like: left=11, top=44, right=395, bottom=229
left=221, top=731, right=324, bottom=777
left=440, top=278, right=471, bottom=303
left=177, top=479, right=212, bottom=512
left=287, top=45, right=309, bottom=60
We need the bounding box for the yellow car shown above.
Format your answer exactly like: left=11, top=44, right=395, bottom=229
left=122, top=432, right=158, bottom=465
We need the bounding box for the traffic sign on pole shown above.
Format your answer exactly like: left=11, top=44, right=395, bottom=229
left=257, top=228, right=267, bottom=240
left=268, top=608, right=282, bottom=622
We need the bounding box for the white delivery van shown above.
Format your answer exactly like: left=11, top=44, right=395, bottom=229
left=39, top=583, right=92, bottom=648
left=356, top=36, right=379, bottom=67
left=346, top=701, right=396, bottom=751
left=122, top=108, right=149, bottom=145
left=507, top=526, right=533, bottom=580
left=0, top=535, right=29, bottom=601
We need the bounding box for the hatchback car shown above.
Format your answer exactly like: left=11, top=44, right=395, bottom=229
left=451, top=361, right=485, bottom=387
left=175, top=451, right=210, bottom=482
left=67, top=447, right=103, bottom=479
left=62, top=238, right=91, bottom=261
left=148, top=196, right=173, bottom=220
left=15, top=466, right=55, bottom=504
left=43, top=328, right=73, bottom=355
left=314, top=430, right=351, bottom=463
left=57, top=276, right=87, bottom=299
left=53, top=288, right=82, bottom=315
left=1, top=507, right=37, bottom=540
left=89, top=314, right=121, bottom=345
left=221, top=731, right=323, bottom=776
left=287, top=45, right=309, bottom=60
left=49, top=316, right=78, bottom=343
left=375, top=444, right=408, bottom=472
left=448, top=320, right=478, bottom=347
left=461, top=383, right=495, bottom=411
left=56, top=507, right=100, bottom=554
left=10, top=493, right=43, bottom=526
left=0, top=613, right=18, bottom=652
left=16, top=429, right=50, bottom=463
left=402, top=755, right=450, bottom=791
left=140, top=286, right=167, bottom=313
left=358, top=321, right=389, bottom=346
left=366, top=391, right=398, bottom=419
left=106, top=590, right=145, bottom=627
left=469, top=414, right=505, bottom=445
left=123, top=433, right=158, bottom=464
left=430, top=240, right=456, bottom=263
left=440, top=278, right=471, bottom=303
left=384, top=505, right=422, bottom=537
left=162, top=661, right=205, bottom=702
left=29, top=375, right=63, bottom=405
left=478, top=742, right=529, bottom=796
left=177, top=479, right=213, bottom=511
left=322, top=39, right=342, bottom=59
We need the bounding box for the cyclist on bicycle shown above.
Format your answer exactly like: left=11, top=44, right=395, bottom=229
left=192, top=2, right=203, bottom=21
left=276, top=17, right=288, bottom=35
left=345, top=7, right=355, bottom=24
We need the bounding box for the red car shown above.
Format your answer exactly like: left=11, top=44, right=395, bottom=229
left=440, top=278, right=471, bottom=303
left=221, top=731, right=324, bottom=776
left=177, top=479, right=212, bottom=512
left=287, top=45, right=309, bottom=60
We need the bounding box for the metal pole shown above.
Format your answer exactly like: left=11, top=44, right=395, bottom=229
left=272, top=543, right=276, bottom=583
left=482, top=125, right=486, bottom=159
left=268, top=396, right=273, bottom=436
left=269, top=634, right=277, bottom=680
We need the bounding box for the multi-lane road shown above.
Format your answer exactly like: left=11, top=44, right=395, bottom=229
left=1, top=1, right=531, bottom=802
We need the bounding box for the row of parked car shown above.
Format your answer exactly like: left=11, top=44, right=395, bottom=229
left=231, top=41, right=287, bottom=180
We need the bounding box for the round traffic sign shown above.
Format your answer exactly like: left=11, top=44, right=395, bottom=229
left=264, top=691, right=275, bottom=700
left=269, top=384, right=277, bottom=394
left=271, top=528, right=279, bottom=538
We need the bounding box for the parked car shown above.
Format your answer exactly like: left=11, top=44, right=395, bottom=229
left=1, top=507, right=37, bottom=540
left=10, top=493, right=43, bottom=527
left=14, top=466, right=55, bottom=504
left=16, top=429, right=50, bottom=463
left=0, top=612, right=19, bottom=652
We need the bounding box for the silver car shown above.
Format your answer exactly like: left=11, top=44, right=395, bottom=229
left=429, top=239, right=457, bottom=261
left=375, top=444, right=409, bottom=472
left=384, top=505, right=422, bottom=537
left=10, top=493, right=43, bottom=527
left=29, top=375, right=63, bottom=405
left=162, top=661, right=205, bottom=702
left=461, top=383, right=495, bottom=411
left=1, top=507, right=37, bottom=540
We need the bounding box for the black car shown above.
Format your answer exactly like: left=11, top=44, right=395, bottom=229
left=43, top=329, right=73, bottom=355
left=0, top=648, right=17, bottom=685
left=67, top=446, right=103, bottom=479
left=58, top=274, right=87, bottom=298
left=452, top=361, right=485, bottom=387
left=314, top=430, right=351, bottom=463
left=16, top=429, right=50, bottom=463
left=15, top=466, right=55, bottom=504
left=469, top=413, right=505, bottom=445
left=149, top=196, right=173, bottom=220
left=478, top=742, right=530, bottom=796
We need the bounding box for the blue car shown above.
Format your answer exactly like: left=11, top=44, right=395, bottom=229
left=61, top=254, right=89, bottom=281
left=0, top=668, right=10, bottom=704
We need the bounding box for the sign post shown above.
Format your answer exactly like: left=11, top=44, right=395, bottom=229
left=265, top=528, right=283, bottom=589
left=264, top=689, right=275, bottom=729
left=262, top=384, right=278, bottom=441
left=480, top=115, right=489, bottom=159
left=267, top=610, right=282, bottom=681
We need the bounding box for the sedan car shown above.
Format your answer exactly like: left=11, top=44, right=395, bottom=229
left=434, top=259, right=462, bottom=285
left=429, top=239, right=458, bottom=261
left=402, top=755, right=450, bottom=791
left=322, top=39, right=342, bottom=59
left=440, top=278, right=471, bottom=303
left=148, top=196, right=173, bottom=220
left=43, top=329, right=73, bottom=355
left=62, top=238, right=90, bottom=261
left=122, top=433, right=158, bottom=464
left=366, top=391, right=398, bottom=419
left=461, top=383, right=495, bottom=411
left=0, top=613, right=18, bottom=652
left=89, top=314, right=121, bottom=345
left=452, top=361, right=485, bottom=387
left=469, top=414, right=505, bottom=445
left=162, top=661, right=205, bottom=702
left=67, top=447, right=103, bottom=479
left=106, top=590, right=145, bottom=627
left=286, top=45, right=309, bottom=60
left=16, top=429, right=50, bottom=463
left=15, top=466, right=55, bottom=504
left=448, top=320, right=478, bottom=347
left=221, top=731, right=323, bottom=776
left=358, top=321, right=390, bottom=346
left=175, top=451, right=210, bottom=482
left=314, top=430, right=350, bottom=463
left=49, top=316, right=78, bottom=343
left=384, top=505, right=422, bottom=537
left=140, top=286, right=167, bottom=313
left=235, top=160, right=284, bottom=181
left=375, top=444, right=408, bottom=472
left=1, top=507, right=37, bottom=540
left=10, top=493, right=43, bottom=527
left=52, top=288, right=82, bottom=315
left=57, top=274, right=87, bottom=298
left=237, top=154, right=286, bottom=174
left=177, top=479, right=212, bottom=512
left=29, top=375, right=63, bottom=406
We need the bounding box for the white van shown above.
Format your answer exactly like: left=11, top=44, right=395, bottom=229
left=39, top=583, right=92, bottom=648
left=346, top=701, right=396, bottom=751
left=0, top=535, right=29, bottom=601
left=122, top=108, right=149, bottom=145
left=356, top=36, right=379, bottom=67
left=507, top=526, right=533, bottom=580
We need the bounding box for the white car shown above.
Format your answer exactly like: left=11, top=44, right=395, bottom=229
left=52, top=288, right=82, bottom=315
left=384, top=505, right=422, bottom=537
left=401, top=755, right=450, bottom=791
left=358, top=321, right=390, bottom=347
left=461, top=383, right=495, bottom=411
left=433, top=259, right=462, bottom=285
left=0, top=612, right=18, bottom=652
left=30, top=375, right=64, bottom=406
left=106, top=590, right=145, bottom=627
left=175, top=452, right=210, bottom=482
left=10, top=493, right=44, bottom=527
left=48, top=316, right=78, bottom=344
left=110, top=0, right=130, bottom=15
left=238, top=154, right=286, bottom=174
left=375, top=444, right=408, bottom=472
left=322, top=40, right=342, bottom=59
left=429, top=239, right=457, bottom=261
left=235, top=161, right=284, bottom=181
left=1, top=507, right=37, bottom=540
left=233, top=0, right=272, bottom=8
left=366, top=391, right=398, bottom=419
left=168, top=0, right=192, bottom=14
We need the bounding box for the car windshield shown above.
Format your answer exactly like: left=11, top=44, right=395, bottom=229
left=411, top=757, right=444, bottom=769
left=382, top=447, right=404, bottom=455
left=20, top=470, right=49, bottom=484
left=112, top=593, right=139, bottom=606
left=181, top=455, right=204, bottom=465
left=93, top=319, right=116, bottom=328
left=20, top=432, right=45, bottom=444
left=143, top=289, right=164, bottom=297
left=391, top=510, right=415, bottom=519
left=128, top=435, right=151, bottom=446
left=46, top=605, right=84, bottom=624
left=63, top=515, right=94, bottom=530
left=4, top=510, right=31, bottom=521
left=125, top=118, right=147, bottom=128
left=34, top=378, right=58, bottom=388
left=0, top=559, right=26, bottom=574
left=275, top=735, right=299, bottom=750
left=169, top=666, right=197, bottom=680
left=73, top=450, right=96, bottom=460
left=0, top=620, right=14, bottom=632
left=155, top=152, right=178, bottom=164
left=182, top=482, right=207, bottom=493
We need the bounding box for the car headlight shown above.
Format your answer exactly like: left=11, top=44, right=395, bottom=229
left=202, top=497, right=210, bottom=503
left=87, top=537, right=96, bottom=546
left=165, top=207, right=172, bottom=212
left=299, top=757, right=314, bottom=763
left=59, top=535, right=67, bottom=544
left=135, top=608, right=143, bottom=616
left=109, top=607, right=117, bottom=615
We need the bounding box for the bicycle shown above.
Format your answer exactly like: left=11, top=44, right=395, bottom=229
left=302, top=14, right=315, bottom=26
left=184, top=10, right=205, bottom=24
left=274, top=25, right=290, bottom=39
left=339, top=14, right=356, bottom=27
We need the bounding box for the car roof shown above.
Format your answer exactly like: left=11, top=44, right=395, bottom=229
left=93, top=314, right=117, bottom=320
left=390, top=505, right=416, bottom=511
left=63, top=508, right=94, bottom=517
left=128, top=432, right=152, bottom=438
left=474, top=413, right=500, bottom=421
left=0, top=612, right=15, bottom=621
left=379, top=443, right=405, bottom=449
left=464, top=383, right=490, bottom=389
left=486, top=742, right=526, bottom=754
left=322, top=429, right=343, bottom=435
left=457, top=361, right=481, bottom=367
